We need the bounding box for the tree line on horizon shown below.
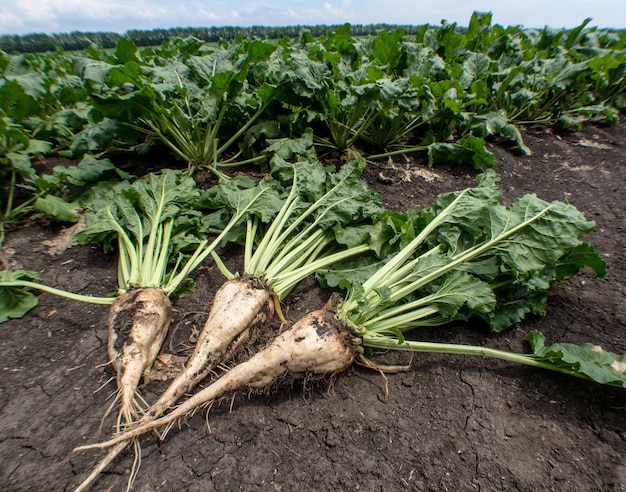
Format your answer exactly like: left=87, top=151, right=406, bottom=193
left=0, top=24, right=430, bottom=53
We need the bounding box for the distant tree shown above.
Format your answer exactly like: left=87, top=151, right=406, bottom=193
left=0, top=23, right=438, bottom=53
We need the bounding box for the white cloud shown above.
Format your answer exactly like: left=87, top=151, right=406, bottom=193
left=0, top=0, right=624, bottom=35
left=198, top=9, right=222, bottom=22
left=0, top=1, right=60, bottom=33
left=324, top=2, right=344, bottom=16
left=0, top=9, right=34, bottom=33
left=0, top=0, right=175, bottom=33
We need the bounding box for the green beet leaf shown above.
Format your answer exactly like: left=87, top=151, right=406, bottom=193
left=0, top=270, right=40, bottom=323
left=526, top=331, right=626, bottom=388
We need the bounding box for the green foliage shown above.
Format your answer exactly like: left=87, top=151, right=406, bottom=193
left=74, top=168, right=270, bottom=296
left=2, top=14, right=624, bottom=172
left=1, top=18, right=623, bottom=391
left=0, top=149, right=128, bottom=249
left=312, top=169, right=622, bottom=387
left=0, top=118, right=49, bottom=243
left=526, top=331, right=626, bottom=387
left=0, top=270, right=40, bottom=322
left=74, top=169, right=202, bottom=289
left=323, top=170, right=604, bottom=334
left=209, top=155, right=384, bottom=299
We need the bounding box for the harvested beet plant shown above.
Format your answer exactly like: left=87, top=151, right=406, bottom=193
left=75, top=171, right=625, bottom=491
left=73, top=155, right=385, bottom=489
left=0, top=169, right=270, bottom=490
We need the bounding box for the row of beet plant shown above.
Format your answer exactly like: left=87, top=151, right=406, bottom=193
left=1, top=13, right=625, bottom=240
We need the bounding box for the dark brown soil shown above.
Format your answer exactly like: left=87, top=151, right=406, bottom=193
left=1, top=121, right=625, bottom=492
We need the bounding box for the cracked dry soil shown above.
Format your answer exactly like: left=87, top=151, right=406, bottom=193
left=1, top=121, right=625, bottom=491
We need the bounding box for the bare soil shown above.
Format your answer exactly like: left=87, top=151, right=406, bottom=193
left=1, top=121, right=625, bottom=492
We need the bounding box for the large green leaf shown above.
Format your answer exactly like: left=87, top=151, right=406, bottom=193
left=470, top=111, right=531, bottom=155
left=265, top=128, right=315, bottom=161
left=34, top=195, right=81, bottom=223
left=0, top=270, right=40, bottom=323
left=114, top=37, right=139, bottom=64
left=527, top=331, right=626, bottom=387
left=50, top=154, right=130, bottom=190
left=6, top=151, right=37, bottom=182
left=331, top=169, right=603, bottom=336
left=370, top=28, right=407, bottom=74
left=459, top=52, right=490, bottom=89
left=428, top=136, right=497, bottom=169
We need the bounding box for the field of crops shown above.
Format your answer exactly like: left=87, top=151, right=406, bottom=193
left=1, top=14, right=625, bottom=204
left=1, top=12, right=626, bottom=491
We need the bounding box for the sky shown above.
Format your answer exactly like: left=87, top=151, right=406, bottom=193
left=0, top=0, right=625, bottom=36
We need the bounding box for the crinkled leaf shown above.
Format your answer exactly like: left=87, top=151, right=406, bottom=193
left=280, top=50, right=327, bottom=98
left=0, top=270, right=40, bottom=323
left=555, top=243, right=607, bottom=279
left=25, top=139, right=53, bottom=155
left=428, top=136, right=497, bottom=169
left=335, top=169, right=601, bottom=334
left=459, top=53, right=490, bottom=89
left=0, top=78, right=42, bottom=120
left=6, top=151, right=37, bottom=183
left=317, top=255, right=383, bottom=291
left=265, top=129, right=315, bottom=161
left=75, top=170, right=198, bottom=251
left=494, top=195, right=597, bottom=276
left=132, top=170, right=198, bottom=223
left=370, top=28, right=407, bottom=73
left=242, top=39, right=277, bottom=64
left=470, top=111, right=531, bottom=156
left=242, top=120, right=281, bottom=149
left=368, top=210, right=415, bottom=258
left=527, top=331, right=626, bottom=387
left=187, top=52, right=234, bottom=86
left=115, top=38, right=139, bottom=64
left=422, top=270, right=496, bottom=321
left=74, top=184, right=133, bottom=251
left=229, top=182, right=283, bottom=224
left=315, top=159, right=383, bottom=230
left=486, top=280, right=550, bottom=332
left=498, top=123, right=531, bottom=156
left=270, top=157, right=327, bottom=201
left=34, top=195, right=81, bottom=223
left=73, top=57, right=113, bottom=84
left=52, top=155, right=127, bottom=188
left=68, top=118, right=139, bottom=157
left=199, top=175, right=283, bottom=224
left=333, top=223, right=376, bottom=249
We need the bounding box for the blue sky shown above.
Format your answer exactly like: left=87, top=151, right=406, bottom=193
left=0, top=0, right=625, bottom=36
